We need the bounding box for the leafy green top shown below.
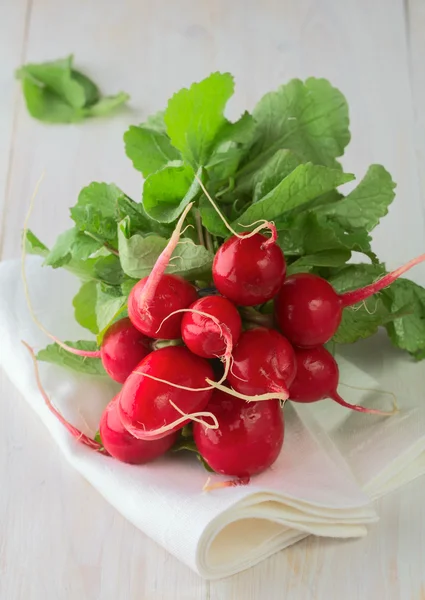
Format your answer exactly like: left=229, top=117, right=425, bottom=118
left=27, top=71, right=425, bottom=374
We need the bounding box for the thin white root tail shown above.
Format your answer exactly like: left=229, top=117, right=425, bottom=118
left=121, top=400, right=219, bottom=440
left=22, top=341, right=104, bottom=451
left=194, top=173, right=277, bottom=246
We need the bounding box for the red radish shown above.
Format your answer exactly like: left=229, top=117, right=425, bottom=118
left=212, top=232, right=286, bottom=306
left=227, top=328, right=296, bottom=398
left=127, top=203, right=199, bottom=339
left=275, top=254, right=425, bottom=347
left=181, top=295, right=242, bottom=358
left=193, top=389, right=284, bottom=477
left=99, top=396, right=177, bottom=463
left=128, top=274, right=197, bottom=339
left=118, top=346, right=214, bottom=440
left=100, top=318, right=151, bottom=383
left=289, top=346, right=395, bottom=414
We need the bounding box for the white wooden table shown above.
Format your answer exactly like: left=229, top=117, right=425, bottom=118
left=1, top=1, right=425, bottom=598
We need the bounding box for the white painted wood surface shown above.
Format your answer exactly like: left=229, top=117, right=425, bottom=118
left=0, top=0, right=424, bottom=598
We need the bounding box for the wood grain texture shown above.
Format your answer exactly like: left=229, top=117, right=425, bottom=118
left=0, top=0, right=425, bottom=598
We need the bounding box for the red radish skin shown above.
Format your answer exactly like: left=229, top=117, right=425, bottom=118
left=289, top=346, right=395, bottom=414
left=99, top=397, right=177, bottom=464
left=128, top=202, right=198, bottom=339
left=212, top=233, right=286, bottom=306
left=275, top=253, right=425, bottom=347
left=100, top=318, right=151, bottom=383
left=118, top=346, right=214, bottom=440
left=193, top=389, right=284, bottom=477
left=181, top=296, right=242, bottom=358
left=227, top=328, right=296, bottom=397
left=128, top=274, right=198, bottom=339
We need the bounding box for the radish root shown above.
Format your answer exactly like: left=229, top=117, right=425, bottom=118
left=202, top=476, right=250, bottom=492
left=22, top=341, right=105, bottom=452
left=120, top=400, right=219, bottom=440
left=195, top=173, right=277, bottom=247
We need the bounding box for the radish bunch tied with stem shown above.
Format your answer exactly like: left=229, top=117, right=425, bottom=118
left=23, top=71, right=425, bottom=481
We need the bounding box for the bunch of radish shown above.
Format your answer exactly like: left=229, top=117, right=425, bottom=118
left=26, top=196, right=425, bottom=484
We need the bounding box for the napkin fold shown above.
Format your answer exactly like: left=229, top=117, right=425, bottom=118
left=0, top=257, right=423, bottom=579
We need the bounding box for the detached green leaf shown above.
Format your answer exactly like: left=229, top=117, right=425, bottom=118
left=84, top=92, right=129, bottom=117
left=124, top=124, right=180, bottom=177
left=17, top=55, right=85, bottom=109
left=239, top=77, right=350, bottom=179
left=71, top=182, right=123, bottom=244
left=17, top=55, right=129, bottom=123
left=318, top=165, right=396, bottom=232
left=143, top=164, right=202, bottom=223
left=73, top=281, right=98, bottom=334
left=37, top=341, right=105, bottom=376
left=236, top=164, right=354, bottom=227
left=165, top=72, right=234, bottom=166
left=20, top=77, right=84, bottom=123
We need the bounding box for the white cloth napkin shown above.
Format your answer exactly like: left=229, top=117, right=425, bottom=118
left=0, top=257, right=423, bottom=579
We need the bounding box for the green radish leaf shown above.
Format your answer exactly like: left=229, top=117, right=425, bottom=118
left=382, top=279, right=425, bottom=358
left=94, top=430, right=104, bottom=447
left=124, top=124, right=180, bottom=177
left=121, top=278, right=140, bottom=297
left=83, top=92, right=129, bottom=117
left=276, top=213, right=374, bottom=259
left=37, top=341, right=105, bottom=375
left=70, top=182, right=123, bottom=244
left=25, top=230, right=49, bottom=257
left=142, top=164, right=202, bottom=223
left=116, top=196, right=173, bottom=237
left=235, top=164, right=354, bottom=227
left=252, top=149, right=302, bottom=202
left=96, top=285, right=127, bottom=342
left=329, top=264, right=410, bottom=345
left=94, top=255, right=125, bottom=285
left=118, top=219, right=167, bottom=279
left=44, top=227, right=103, bottom=268
left=118, top=218, right=213, bottom=280
left=16, top=55, right=129, bottom=123
left=198, top=195, right=229, bottom=238
left=164, top=72, right=234, bottom=167
left=19, top=77, right=84, bottom=123
left=73, top=281, right=98, bottom=334
left=71, top=70, right=100, bottom=106
left=287, top=249, right=352, bottom=274
left=239, top=77, right=350, bottom=180
left=317, top=164, right=396, bottom=232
